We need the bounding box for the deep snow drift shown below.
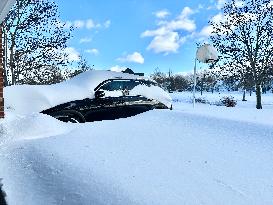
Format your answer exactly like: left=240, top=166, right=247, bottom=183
left=0, top=90, right=273, bottom=205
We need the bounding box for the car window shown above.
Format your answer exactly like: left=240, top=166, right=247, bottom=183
left=123, top=81, right=141, bottom=90
left=100, top=80, right=124, bottom=91
left=100, top=80, right=142, bottom=91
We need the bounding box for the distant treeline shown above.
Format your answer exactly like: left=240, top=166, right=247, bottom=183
left=150, top=68, right=273, bottom=94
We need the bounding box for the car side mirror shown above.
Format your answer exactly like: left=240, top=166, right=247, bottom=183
left=95, top=90, right=105, bottom=98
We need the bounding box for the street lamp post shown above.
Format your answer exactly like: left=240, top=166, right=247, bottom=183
left=193, top=57, right=197, bottom=108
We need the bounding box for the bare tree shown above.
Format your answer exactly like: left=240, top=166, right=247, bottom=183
left=210, top=0, right=273, bottom=109
left=2, top=0, right=72, bottom=85
left=68, top=56, right=94, bottom=79
left=150, top=68, right=167, bottom=89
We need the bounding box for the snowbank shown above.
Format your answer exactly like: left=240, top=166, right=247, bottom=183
left=1, top=110, right=273, bottom=205
left=130, top=85, right=172, bottom=108
left=0, top=112, right=72, bottom=143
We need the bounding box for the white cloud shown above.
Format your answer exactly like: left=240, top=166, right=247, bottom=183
left=209, top=0, right=243, bottom=10
left=104, top=20, right=111, bottom=28
left=64, top=19, right=111, bottom=30
left=85, top=19, right=108, bottom=29
left=85, top=48, right=99, bottom=56
left=211, top=13, right=225, bottom=24
left=147, top=32, right=180, bottom=54
left=216, top=0, right=227, bottom=10
left=199, top=25, right=214, bottom=37
left=64, top=47, right=80, bottom=61
left=179, top=6, right=194, bottom=19
left=117, top=52, right=145, bottom=64
left=86, top=19, right=96, bottom=29
left=74, top=20, right=85, bottom=28
left=197, top=13, right=226, bottom=40
left=141, top=27, right=169, bottom=37
left=110, top=65, right=127, bottom=72
left=198, top=11, right=245, bottom=40
left=197, top=4, right=204, bottom=10
left=141, top=7, right=196, bottom=54
left=154, top=10, right=170, bottom=19
left=63, top=21, right=72, bottom=29
left=79, top=37, right=92, bottom=43
left=166, top=7, right=196, bottom=32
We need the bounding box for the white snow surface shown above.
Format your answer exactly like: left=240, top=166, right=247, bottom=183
left=172, top=91, right=273, bottom=126
left=131, top=85, right=172, bottom=108
left=4, top=70, right=145, bottom=114
left=0, top=91, right=273, bottom=205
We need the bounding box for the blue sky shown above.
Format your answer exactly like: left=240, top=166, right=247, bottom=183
left=56, top=0, right=226, bottom=75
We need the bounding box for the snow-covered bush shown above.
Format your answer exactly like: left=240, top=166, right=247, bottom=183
left=195, top=97, right=208, bottom=104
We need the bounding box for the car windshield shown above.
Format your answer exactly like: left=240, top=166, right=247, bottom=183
left=99, top=80, right=153, bottom=91
left=99, top=80, right=125, bottom=91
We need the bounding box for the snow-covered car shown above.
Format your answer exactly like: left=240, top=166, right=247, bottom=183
left=5, top=70, right=172, bottom=123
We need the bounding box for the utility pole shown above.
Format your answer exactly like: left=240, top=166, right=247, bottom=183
left=193, top=57, right=197, bottom=107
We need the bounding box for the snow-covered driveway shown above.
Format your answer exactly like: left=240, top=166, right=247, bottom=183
left=1, top=108, right=273, bottom=205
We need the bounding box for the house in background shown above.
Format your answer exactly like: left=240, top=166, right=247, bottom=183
left=122, top=68, right=144, bottom=76
left=0, top=0, right=16, bottom=118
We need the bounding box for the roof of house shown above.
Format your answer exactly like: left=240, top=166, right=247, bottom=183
left=122, top=68, right=145, bottom=76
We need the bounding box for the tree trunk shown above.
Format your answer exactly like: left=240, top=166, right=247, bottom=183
left=3, top=30, right=8, bottom=86
left=200, top=81, right=203, bottom=95
left=9, top=33, right=17, bottom=85
left=242, top=89, right=247, bottom=101
left=9, top=51, right=15, bottom=85
left=255, top=84, right=262, bottom=109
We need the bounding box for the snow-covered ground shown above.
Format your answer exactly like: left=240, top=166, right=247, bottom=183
left=0, top=90, right=273, bottom=205
left=172, top=91, right=273, bottom=126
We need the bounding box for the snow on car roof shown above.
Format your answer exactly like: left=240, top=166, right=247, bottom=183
left=66, top=70, right=145, bottom=90
left=4, top=70, right=146, bottom=114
